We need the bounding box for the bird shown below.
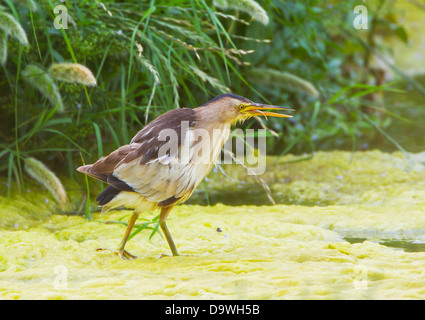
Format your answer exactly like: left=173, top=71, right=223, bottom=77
left=77, top=94, right=293, bottom=259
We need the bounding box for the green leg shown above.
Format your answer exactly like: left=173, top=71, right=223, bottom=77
left=159, top=205, right=179, bottom=256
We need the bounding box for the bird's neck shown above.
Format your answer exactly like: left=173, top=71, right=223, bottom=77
left=184, top=118, right=230, bottom=167
left=195, top=105, right=236, bottom=125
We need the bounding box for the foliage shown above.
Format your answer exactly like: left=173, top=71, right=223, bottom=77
left=0, top=0, right=418, bottom=204
left=24, top=156, right=67, bottom=209
left=48, top=62, right=97, bottom=86
left=21, top=64, right=64, bottom=111
left=213, top=0, right=269, bottom=25
left=0, top=10, right=29, bottom=46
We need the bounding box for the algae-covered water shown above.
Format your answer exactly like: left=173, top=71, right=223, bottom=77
left=2, top=150, right=425, bottom=299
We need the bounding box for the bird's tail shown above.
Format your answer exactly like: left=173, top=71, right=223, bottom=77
left=77, top=166, right=118, bottom=212
left=76, top=164, right=92, bottom=175
left=96, top=185, right=120, bottom=205
left=76, top=164, right=107, bottom=182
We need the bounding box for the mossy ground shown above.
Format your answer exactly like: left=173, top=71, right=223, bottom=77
left=1, top=150, right=425, bottom=299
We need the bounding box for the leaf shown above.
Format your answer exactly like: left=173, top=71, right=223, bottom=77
left=0, top=30, right=6, bottom=66
left=189, top=65, right=231, bottom=93
left=248, top=68, right=319, bottom=98
left=213, top=0, right=270, bottom=25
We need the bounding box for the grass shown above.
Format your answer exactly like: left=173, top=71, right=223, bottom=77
left=98, top=213, right=161, bottom=241
left=0, top=0, right=423, bottom=239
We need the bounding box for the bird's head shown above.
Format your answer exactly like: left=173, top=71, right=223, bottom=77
left=200, top=94, right=294, bottom=124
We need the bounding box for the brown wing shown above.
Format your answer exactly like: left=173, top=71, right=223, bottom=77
left=113, top=108, right=199, bottom=203
left=76, top=143, right=139, bottom=184
left=78, top=108, right=197, bottom=203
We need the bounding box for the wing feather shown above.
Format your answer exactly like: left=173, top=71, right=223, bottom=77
left=81, top=107, right=229, bottom=206
left=111, top=108, right=198, bottom=203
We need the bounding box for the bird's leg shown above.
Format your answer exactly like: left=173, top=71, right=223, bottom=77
left=116, top=212, right=139, bottom=260
left=159, top=205, right=179, bottom=256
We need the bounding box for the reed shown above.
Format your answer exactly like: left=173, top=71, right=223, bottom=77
left=12, top=0, right=38, bottom=11
left=24, top=157, right=67, bottom=209
left=248, top=68, right=320, bottom=98
left=0, top=30, right=6, bottom=66
left=48, top=63, right=97, bottom=87
left=21, top=64, right=64, bottom=112
left=213, top=0, right=269, bottom=25
left=0, top=10, right=29, bottom=46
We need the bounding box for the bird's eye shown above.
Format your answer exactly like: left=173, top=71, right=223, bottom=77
left=239, top=105, right=244, bottom=110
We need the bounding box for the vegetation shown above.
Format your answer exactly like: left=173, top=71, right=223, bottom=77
left=0, top=0, right=421, bottom=212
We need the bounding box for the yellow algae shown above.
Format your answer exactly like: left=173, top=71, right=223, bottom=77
left=1, top=150, right=425, bottom=299
left=203, top=150, right=425, bottom=206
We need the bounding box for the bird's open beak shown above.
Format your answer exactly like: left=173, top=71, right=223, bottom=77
left=240, top=103, right=294, bottom=118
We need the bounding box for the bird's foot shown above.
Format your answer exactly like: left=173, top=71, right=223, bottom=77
left=96, top=248, right=137, bottom=260
left=117, top=249, right=137, bottom=260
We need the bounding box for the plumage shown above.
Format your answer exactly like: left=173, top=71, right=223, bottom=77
left=77, top=94, right=293, bottom=259
left=96, top=186, right=121, bottom=206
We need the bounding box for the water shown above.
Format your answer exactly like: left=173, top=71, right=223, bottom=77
left=346, top=237, right=425, bottom=253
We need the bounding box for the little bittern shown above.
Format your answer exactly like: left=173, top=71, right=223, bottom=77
left=77, top=94, right=293, bottom=259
